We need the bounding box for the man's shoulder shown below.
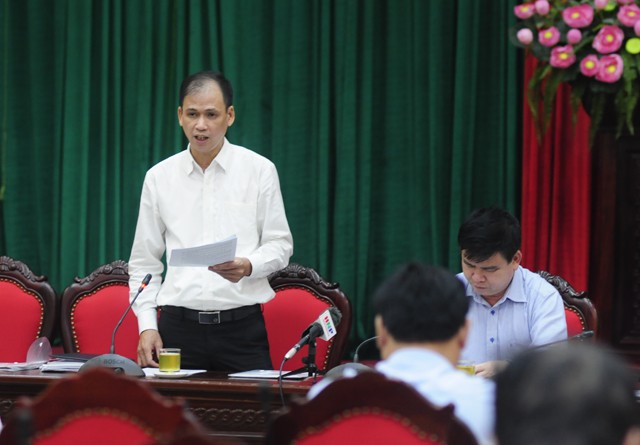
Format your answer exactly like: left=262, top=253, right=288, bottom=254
left=429, top=363, right=496, bottom=411
left=519, top=267, right=559, bottom=296
left=516, top=267, right=564, bottom=313
left=146, top=149, right=188, bottom=173
left=455, top=272, right=471, bottom=291
left=226, top=141, right=274, bottom=166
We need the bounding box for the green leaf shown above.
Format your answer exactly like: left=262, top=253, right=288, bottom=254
left=542, top=69, right=567, bottom=133
left=587, top=92, right=607, bottom=147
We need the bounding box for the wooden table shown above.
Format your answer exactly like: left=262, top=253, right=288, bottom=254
left=0, top=369, right=315, bottom=443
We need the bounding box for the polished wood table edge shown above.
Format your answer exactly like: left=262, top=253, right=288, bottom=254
left=0, top=369, right=316, bottom=444
left=0, top=369, right=315, bottom=389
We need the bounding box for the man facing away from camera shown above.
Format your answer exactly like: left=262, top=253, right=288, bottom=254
left=373, top=262, right=496, bottom=445
left=495, top=342, right=640, bottom=445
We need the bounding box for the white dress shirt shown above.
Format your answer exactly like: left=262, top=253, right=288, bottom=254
left=129, top=139, right=293, bottom=333
left=458, top=266, right=567, bottom=363
left=376, top=348, right=496, bottom=445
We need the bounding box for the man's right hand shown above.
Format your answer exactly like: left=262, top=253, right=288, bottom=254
left=137, top=329, right=163, bottom=367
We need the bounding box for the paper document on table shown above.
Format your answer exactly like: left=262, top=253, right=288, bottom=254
left=169, top=235, right=237, bottom=267
left=228, top=369, right=311, bottom=380
left=40, top=361, right=84, bottom=372
left=0, top=361, right=46, bottom=371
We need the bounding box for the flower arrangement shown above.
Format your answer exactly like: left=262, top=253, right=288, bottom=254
left=512, top=0, right=640, bottom=141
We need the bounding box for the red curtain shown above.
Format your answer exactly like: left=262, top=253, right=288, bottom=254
left=520, top=54, right=592, bottom=291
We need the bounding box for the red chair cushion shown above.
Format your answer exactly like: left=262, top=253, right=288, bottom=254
left=565, top=307, right=585, bottom=337
left=34, top=414, right=156, bottom=445
left=0, top=281, right=43, bottom=362
left=295, top=413, right=444, bottom=445
left=72, top=284, right=138, bottom=360
left=263, top=288, right=332, bottom=371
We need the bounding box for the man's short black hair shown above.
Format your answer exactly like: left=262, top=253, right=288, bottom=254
left=495, top=343, right=640, bottom=445
left=373, top=262, right=468, bottom=342
left=458, top=207, right=521, bottom=263
left=179, top=70, right=234, bottom=108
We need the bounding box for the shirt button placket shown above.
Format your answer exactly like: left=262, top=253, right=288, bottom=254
left=203, top=170, right=214, bottom=242
left=488, top=307, right=498, bottom=360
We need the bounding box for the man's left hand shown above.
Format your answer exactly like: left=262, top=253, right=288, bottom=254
left=209, top=257, right=252, bottom=282
left=474, top=360, right=508, bottom=378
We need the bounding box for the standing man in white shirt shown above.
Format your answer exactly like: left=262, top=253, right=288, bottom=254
left=128, top=70, right=293, bottom=371
left=457, top=207, right=566, bottom=378
left=374, top=262, right=496, bottom=445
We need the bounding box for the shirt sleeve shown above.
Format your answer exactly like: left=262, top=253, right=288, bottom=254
left=528, top=284, right=568, bottom=346
left=246, top=162, right=293, bottom=278
left=128, top=171, right=167, bottom=333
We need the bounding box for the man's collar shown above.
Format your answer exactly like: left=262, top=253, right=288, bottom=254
left=213, top=138, right=231, bottom=171
left=182, top=138, right=231, bottom=174
left=467, top=267, right=526, bottom=305
left=503, top=268, right=526, bottom=302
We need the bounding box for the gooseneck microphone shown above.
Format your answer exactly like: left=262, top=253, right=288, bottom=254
left=110, top=273, right=152, bottom=354
left=353, top=335, right=379, bottom=363
left=284, top=307, right=342, bottom=361
left=79, top=274, right=152, bottom=377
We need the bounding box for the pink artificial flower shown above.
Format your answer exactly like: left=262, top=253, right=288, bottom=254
left=596, top=54, right=624, bottom=83
left=538, top=27, right=561, bottom=47
left=593, top=25, right=624, bottom=53
left=567, top=29, right=583, bottom=44
left=550, top=45, right=576, bottom=68
left=635, top=20, right=640, bottom=36
left=618, top=5, right=640, bottom=27
left=562, top=4, right=594, bottom=28
left=595, top=0, right=609, bottom=9
left=517, top=28, right=534, bottom=45
left=580, top=55, right=600, bottom=77
left=535, top=0, right=550, bottom=15
left=514, top=3, right=536, bottom=19
left=618, top=0, right=634, bottom=5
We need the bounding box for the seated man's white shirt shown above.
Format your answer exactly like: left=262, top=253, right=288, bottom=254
left=458, top=266, right=567, bottom=363
left=376, top=348, right=496, bottom=445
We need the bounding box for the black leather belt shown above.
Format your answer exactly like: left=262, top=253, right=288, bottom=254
left=160, top=304, right=261, bottom=325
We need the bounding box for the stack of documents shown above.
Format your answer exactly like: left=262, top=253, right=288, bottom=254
left=0, top=361, right=46, bottom=371
left=169, top=235, right=237, bottom=267
left=40, top=361, right=84, bottom=372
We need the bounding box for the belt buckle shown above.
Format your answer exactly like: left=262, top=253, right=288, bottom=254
left=198, top=311, right=221, bottom=325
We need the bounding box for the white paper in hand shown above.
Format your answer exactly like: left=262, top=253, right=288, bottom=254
left=169, top=235, right=237, bottom=267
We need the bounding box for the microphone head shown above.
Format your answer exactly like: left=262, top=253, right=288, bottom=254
left=327, top=306, right=342, bottom=326
left=142, top=274, right=152, bottom=286
left=313, top=306, right=342, bottom=342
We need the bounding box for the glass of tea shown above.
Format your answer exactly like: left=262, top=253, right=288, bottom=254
left=158, top=348, right=181, bottom=373
left=456, top=360, right=476, bottom=376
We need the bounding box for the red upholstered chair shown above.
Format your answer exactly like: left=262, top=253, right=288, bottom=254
left=264, top=371, right=478, bottom=445
left=152, top=430, right=245, bottom=445
left=60, top=260, right=138, bottom=360
left=265, top=264, right=351, bottom=373
left=0, top=368, right=207, bottom=445
left=0, top=256, right=57, bottom=362
left=537, top=270, right=598, bottom=337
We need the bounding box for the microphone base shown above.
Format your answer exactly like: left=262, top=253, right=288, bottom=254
left=79, top=353, right=145, bottom=377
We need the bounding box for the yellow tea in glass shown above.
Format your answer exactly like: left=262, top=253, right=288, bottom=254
left=159, top=348, right=181, bottom=373
left=457, top=361, right=476, bottom=376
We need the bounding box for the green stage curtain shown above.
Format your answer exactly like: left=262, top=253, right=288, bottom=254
left=0, top=0, right=519, bottom=345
